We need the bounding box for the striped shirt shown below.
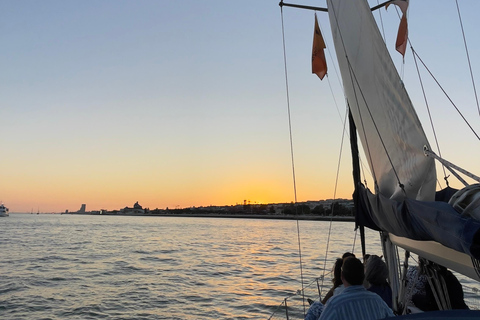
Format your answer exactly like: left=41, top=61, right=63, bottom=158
left=319, top=285, right=394, bottom=320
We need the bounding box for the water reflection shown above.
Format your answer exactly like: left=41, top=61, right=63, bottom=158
left=1, top=214, right=478, bottom=319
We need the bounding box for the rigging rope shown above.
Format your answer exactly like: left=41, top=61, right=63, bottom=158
left=411, top=45, right=449, bottom=187
left=375, top=0, right=387, bottom=43
left=320, top=14, right=366, bottom=294
left=347, top=60, right=404, bottom=192
left=312, top=10, right=366, bottom=299
left=279, top=7, right=363, bottom=312
left=329, top=0, right=408, bottom=195
left=455, top=0, right=480, bottom=118
left=280, top=5, right=306, bottom=316
left=411, top=49, right=480, bottom=142
left=320, top=106, right=350, bottom=295
left=325, top=52, right=372, bottom=189
left=329, top=3, right=378, bottom=188
left=424, top=148, right=480, bottom=184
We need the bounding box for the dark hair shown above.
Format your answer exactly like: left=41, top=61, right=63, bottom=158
left=365, top=255, right=388, bottom=286
left=363, top=254, right=371, bottom=263
left=342, top=252, right=355, bottom=259
left=333, top=258, right=343, bottom=287
left=341, top=256, right=364, bottom=285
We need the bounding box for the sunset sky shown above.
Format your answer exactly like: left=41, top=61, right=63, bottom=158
left=1, top=1, right=479, bottom=213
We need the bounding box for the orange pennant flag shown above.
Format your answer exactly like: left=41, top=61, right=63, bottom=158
left=386, top=0, right=409, bottom=56
left=312, top=13, right=327, bottom=80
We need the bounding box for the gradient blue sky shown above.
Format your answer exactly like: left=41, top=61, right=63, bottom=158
left=1, top=1, right=479, bottom=212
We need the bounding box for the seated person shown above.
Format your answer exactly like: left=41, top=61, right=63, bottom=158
left=403, top=256, right=428, bottom=313
left=305, top=254, right=354, bottom=320
left=305, top=300, right=324, bottom=320
left=412, top=262, right=469, bottom=311
left=305, top=258, right=343, bottom=320
left=322, top=258, right=345, bottom=304
left=319, top=257, right=393, bottom=320
left=364, top=255, right=392, bottom=308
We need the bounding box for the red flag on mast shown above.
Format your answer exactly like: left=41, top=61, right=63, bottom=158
left=386, top=0, right=409, bottom=56
left=312, top=13, right=327, bottom=80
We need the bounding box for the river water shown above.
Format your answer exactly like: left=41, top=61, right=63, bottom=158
left=1, top=214, right=478, bottom=319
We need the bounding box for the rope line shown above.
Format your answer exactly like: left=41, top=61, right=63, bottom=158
left=329, top=0, right=407, bottom=195
left=329, top=1, right=379, bottom=188
left=375, top=0, right=386, bottom=43
left=411, top=46, right=448, bottom=187
left=455, top=0, right=480, bottom=118
left=424, top=148, right=480, bottom=184
left=412, top=49, right=480, bottom=142
left=280, top=6, right=306, bottom=316
left=321, top=106, right=349, bottom=296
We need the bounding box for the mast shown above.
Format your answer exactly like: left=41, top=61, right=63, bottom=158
left=349, top=108, right=366, bottom=258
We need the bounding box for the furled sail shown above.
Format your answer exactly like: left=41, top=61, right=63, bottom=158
left=327, top=0, right=436, bottom=202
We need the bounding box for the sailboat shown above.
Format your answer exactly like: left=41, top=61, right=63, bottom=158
left=271, top=0, right=480, bottom=318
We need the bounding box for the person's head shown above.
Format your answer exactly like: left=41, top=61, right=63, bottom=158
left=332, top=258, right=343, bottom=287
left=365, top=255, right=389, bottom=286
left=342, top=252, right=355, bottom=259
left=341, top=256, right=364, bottom=286
left=363, top=254, right=371, bottom=264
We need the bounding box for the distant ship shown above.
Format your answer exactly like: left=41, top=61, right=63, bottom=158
left=0, top=203, right=9, bottom=217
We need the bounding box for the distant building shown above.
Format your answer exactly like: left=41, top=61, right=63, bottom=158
left=77, top=204, right=86, bottom=213
left=121, top=201, right=145, bottom=214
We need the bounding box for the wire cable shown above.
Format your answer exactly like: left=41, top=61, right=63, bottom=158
left=455, top=0, right=480, bottom=118
left=280, top=5, right=306, bottom=316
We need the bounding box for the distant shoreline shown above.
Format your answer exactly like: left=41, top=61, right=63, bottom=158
left=57, top=212, right=356, bottom=222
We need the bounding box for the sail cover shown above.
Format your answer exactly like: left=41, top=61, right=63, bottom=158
left=327, top=0, right=436, bottom=202
left=355, top=184, right=480, bottom=259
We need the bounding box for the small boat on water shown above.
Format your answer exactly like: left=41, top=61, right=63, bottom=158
left=0, top=203, right=9, bottom=217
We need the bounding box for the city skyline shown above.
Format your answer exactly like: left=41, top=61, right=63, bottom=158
left=17, top=197, right=354, bottom=214
left=1, top=1, right=479, bottom=212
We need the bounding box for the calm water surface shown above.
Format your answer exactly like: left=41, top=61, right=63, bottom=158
left=0, top=214, right=477, bottom=319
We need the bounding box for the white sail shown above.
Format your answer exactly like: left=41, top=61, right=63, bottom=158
left=325, top=0, right=480, bottom=285
left=269, top=2, right=480, bottom=317
left=326, top=0, right=436, bottom=201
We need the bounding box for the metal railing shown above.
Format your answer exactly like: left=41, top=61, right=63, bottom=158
left=268, top=276, right=327, bottom=320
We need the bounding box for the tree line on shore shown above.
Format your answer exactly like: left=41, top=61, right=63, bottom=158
left=145, top=201, right=354, bottom=217
left=281, top=202, right=354, bottom=216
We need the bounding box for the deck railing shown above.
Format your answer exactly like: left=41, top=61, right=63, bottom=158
left=268, top=276, right=326, bottom=320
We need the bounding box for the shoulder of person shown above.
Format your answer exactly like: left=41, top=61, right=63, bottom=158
left=326, top=286, right=362, bottom=304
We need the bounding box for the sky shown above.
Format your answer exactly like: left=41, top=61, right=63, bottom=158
left=1, top=1, right=479, bottom=213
